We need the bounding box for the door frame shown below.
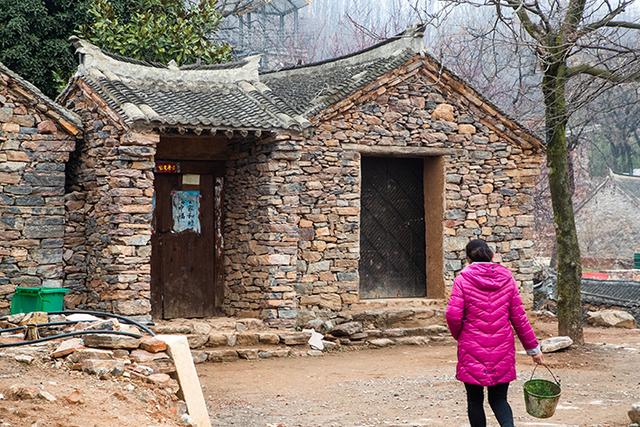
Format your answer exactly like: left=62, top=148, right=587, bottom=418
left=150, top=160, right=225, bottom=319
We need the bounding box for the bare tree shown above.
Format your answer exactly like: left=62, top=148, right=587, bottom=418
left=440, top=0, right=640, bottom=343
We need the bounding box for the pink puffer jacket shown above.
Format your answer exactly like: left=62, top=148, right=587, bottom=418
left=446, top=262, right=539, bottom=386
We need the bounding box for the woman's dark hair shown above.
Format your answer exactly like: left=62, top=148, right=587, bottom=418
left=465, top=239, right=494, bottom=262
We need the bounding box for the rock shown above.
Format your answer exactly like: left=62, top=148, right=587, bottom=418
left=206, top=349, right=238, bottom=363
left=258, top=332, right=280, bottom=345
left=330, top=321, right=363, bottom=337
left=51, top=338, right=84, bottom=358
left=208, top=333, right=233, bottom=347
left=236, top=333, right=259, bottom=346
left=130, top=349, right=169, bottom=363
left=191, top=351, right=208, bottom=364
left=139, top=336, right=167, bottom=353
left=18, top=312, right=48, bottom=325
left=79, top=359, right=125, bottom=378
left=186, top=334, right=209, bottom=349
left=83, top=334, right=141, bottom=349
left=307, top=350, right=323, bottom=357
left=322, top=340, right=339, bottom=351
left=431, top=103, right=455, bottom=122
left=258, top=348, right=290, bottom=359
left=587, top=310, right=637, bottom=329
left=369, top=338, right=395, bottom=348
left=7, top=385, right=39, bottom=400
left=78, top=318, right=120, bottom=332
left=37, top=120, right=58, bottom=134
left=147, top=373, right=171, bottom=385
left=629, top=402, right=640, bottom=423
left=350, top=332, right=368, bottom=340
left=541, top=336, right=573, bottom=353
left=279, top=332, right=311, bottom=345
left=67, top=348, right=114, bottom=363
left=38, top=390, right=56, bottom=402
left=424, top=325, right=449, bottom=335
left=112, top=349, right=130, bottom=359
left=14, top=355, right=34, bottom=364
left=237, top=349, right=259, bottom=360
left=395, top=336, right=430, bottom=346
left=64, top=389, right=83, bottom=404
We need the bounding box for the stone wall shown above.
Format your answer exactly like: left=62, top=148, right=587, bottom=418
left=0, top=71, right=77, bottom=314
left=223, top=133, right=304, bottom=328
left=63, top=83, right=156, bottom=320
left=292, top=55, right=543, bottom=322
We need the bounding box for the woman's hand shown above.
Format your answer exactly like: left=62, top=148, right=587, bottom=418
left=532, top=353, right=545, bottom=365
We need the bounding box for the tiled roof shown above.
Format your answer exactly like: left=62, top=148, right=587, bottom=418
left=582, top=279, right=640, bottom=306
left=576, top=170, right=640, bottom=212
left=62, top=37, right=309, bottom=132
left=262, top=25, right=542, bottom=149
left=0, top=62, right=82, bottom=131
left=262, top=28, right=421, bottom=116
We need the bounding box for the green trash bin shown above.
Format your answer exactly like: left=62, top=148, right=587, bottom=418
left=634, top=253, right=640, bottom=269
left=10, top=287, right=69, bottom=314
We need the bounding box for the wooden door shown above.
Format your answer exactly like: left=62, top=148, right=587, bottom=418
left=151, top=162, right=224, bottom=319
left=359, top=156, right=426, bottom=299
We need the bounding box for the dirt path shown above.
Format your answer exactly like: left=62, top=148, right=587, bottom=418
left=200, top=323, right=640, bottom=427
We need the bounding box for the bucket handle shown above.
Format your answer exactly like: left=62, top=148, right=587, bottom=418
left=530, top=364, right=560, bottom=386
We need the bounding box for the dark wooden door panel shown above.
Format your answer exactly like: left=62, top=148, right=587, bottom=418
left=151, top=164, right=224, bottom=319
left=360, top=157, right=426, bottom=299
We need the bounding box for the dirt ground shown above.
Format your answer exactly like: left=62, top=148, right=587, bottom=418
left=0, top=351, right=181, bottom=427
left=0, top=320, right=638, bottom=426
left=201, top=321, right=640, bottom=427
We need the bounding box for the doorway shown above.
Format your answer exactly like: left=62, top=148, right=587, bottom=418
left=151, top=161, right=224, bottom=319
left=359, top=156, right=427, bottom=298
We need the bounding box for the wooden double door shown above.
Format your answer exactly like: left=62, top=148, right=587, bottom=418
left=151, top=161, right=224, bottom=319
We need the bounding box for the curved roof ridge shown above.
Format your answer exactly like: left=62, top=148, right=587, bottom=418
left=70, top=37, right=261, bottom=84
left=262, top=23, right=425, bottom=76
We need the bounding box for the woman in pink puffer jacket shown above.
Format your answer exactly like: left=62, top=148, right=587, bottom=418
left=446, top=239, right=544, bottom=427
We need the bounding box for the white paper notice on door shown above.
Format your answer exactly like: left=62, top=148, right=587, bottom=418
left=171, top=190, right=201, bottom=233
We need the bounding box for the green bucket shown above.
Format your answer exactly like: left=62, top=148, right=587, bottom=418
left=523, top=365, right=561, bottom=419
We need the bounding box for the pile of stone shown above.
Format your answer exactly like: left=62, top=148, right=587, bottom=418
left=0, top=312, right=178, bottom=391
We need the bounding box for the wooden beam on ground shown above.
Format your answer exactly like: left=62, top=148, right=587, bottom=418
left=157, top=335, right=211, bottom=427
left=341, top=144, right=459, bottom=157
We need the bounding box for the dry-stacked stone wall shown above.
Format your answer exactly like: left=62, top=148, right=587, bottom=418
left=224, top=133, right=304, bottom=328
left=292, top=56, right=543, bottom=322
left=63, top=84, right=156, bottom=320
left=0, top=70, right=78, bottom=314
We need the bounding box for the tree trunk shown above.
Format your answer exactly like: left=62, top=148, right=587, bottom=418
left=542, top=61, right=584, bottom=344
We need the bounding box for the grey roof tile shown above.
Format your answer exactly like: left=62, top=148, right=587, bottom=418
left=64, top=38, right=309, bottom=132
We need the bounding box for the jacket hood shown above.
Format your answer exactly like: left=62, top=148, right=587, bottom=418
left=459, top=262, right=513, bottom=291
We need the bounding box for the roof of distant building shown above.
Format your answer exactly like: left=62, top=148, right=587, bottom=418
left=577, top=169, right=640, bottom=212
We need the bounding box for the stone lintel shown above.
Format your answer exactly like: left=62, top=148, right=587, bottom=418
left=341, top=144, right=459, bottom=157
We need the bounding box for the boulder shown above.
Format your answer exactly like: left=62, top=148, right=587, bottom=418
left=629, top=402, right=640, bottom=423
left=541, top=336, right=573, bottom=353
left=587, top=310, right=637, bottom=329
left=330, top=321, right=363, bottom=337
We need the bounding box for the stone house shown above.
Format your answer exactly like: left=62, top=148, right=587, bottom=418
left=54, top=26, right=543, bottom=327
left=0, top=62, right=82, bottom=314
left=576, top=170, right=640, bottom=269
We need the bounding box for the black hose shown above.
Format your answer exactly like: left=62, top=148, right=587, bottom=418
left=47, top=310, right=156, bottom=336
left=0, top=329, right=142, bottom=348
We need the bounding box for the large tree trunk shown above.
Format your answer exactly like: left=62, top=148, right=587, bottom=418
left=543, top=61, right=585, bottom=344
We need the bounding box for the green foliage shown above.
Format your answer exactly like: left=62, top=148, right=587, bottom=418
left=0, top=0, right=91, bottom=97
left=78, top=0, right=232, bottom=66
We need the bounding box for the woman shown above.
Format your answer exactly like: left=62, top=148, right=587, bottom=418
left=446, top=239, right=544, bottom=427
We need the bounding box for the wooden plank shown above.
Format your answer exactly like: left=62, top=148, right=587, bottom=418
left=424, top=156, right=445, bottom=298
left=343, top=144, right=458, bottom=157
left=157, top=335, right=211, bottom=427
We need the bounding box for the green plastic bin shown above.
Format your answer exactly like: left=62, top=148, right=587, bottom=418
left=634, top=253, right=640, bottom=269
left=10, top=287, right=69, bottom=315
